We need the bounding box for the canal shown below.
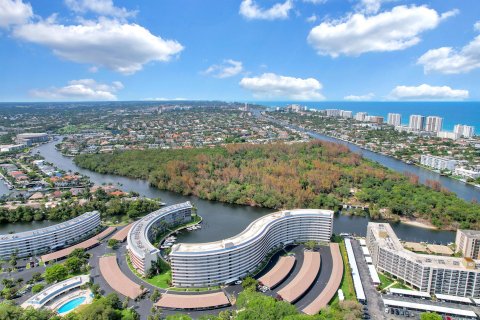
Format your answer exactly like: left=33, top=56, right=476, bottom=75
left=265, top=115, right=480, bottom=203
left=0, top=138, right=452, bottom=244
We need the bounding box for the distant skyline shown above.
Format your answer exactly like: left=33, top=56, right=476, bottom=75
left=0, top=0, right=479, bottom=102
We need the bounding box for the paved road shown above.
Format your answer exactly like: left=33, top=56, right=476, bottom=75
left=351, top=238, right=385, bottom=320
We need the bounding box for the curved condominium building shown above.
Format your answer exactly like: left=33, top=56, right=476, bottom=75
left=0, top=211, right=100, bottom=259
left=127, top=202, right=193, bottom=276
left=170, top=209, right=334, bottom=287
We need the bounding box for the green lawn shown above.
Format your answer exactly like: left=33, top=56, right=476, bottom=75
left=334, top=240, right=356, bottom=303
left=144, top=270, right=172, bottom=288
left=126, top=255, right=172, bottom=289
left=378, top=272, right=394, bottom=290
left=391, top=281, right=410, bottom=290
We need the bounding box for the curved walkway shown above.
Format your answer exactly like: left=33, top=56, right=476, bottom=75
left=41, top=227, right=116, bottom=263
left=99, top=255, right=143, bottom=299
left=302, top=243, right=343, bottom=315
left=277, top=251, right=321, bottom=303
left=155, top=292, right=230, bottom=310
left=258, top=256, right=295, bottom=289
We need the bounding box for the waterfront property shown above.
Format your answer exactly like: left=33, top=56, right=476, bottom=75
left=15, top=132, right=48, bottom=146
left=0, top=211, right=100, bottom=259
left=367, top=223, right=480, bottom=298
left=22, top=275, right=90, bottom=309
left=420, top=154, right=457, bottom=171
left=41, top=226, right=116, bottom=263
left=169, top=209, right=333, bottom=287
left=456, top=229, right=480, bottom=259
left=127, top=202, right=193, bottom=276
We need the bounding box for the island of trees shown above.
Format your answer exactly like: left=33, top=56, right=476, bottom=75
left=74, top=141, right=480, bottom=230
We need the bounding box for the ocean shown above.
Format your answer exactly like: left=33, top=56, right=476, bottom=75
left=253, top=101, right=480, bottom=131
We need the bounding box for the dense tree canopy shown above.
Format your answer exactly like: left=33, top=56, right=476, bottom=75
left=75, top=141, right=480, bottom=229
left=0, top=196, right=160, bottom=225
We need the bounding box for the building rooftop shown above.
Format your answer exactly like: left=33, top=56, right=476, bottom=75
left=127, top=202, right=192, bottom=259
left=171, top=209, right=333, bottom=254
left=459, top=229, right=480, bottom=239
left=155, top=292, right=230, bottom=310
left=369, top=223, right=480, bottom=271
left=258, top=256, right=295, bottom=289
left=22, top=275, right=89, bottom=308
left=383, top=298, right=477, bottom=317
left=277, top=251, right=321, bottom=303
left=0, top=211, right=99, bottom=242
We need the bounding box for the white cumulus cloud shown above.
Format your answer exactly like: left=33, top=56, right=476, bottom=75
left=30, top=79, right=124, bottom=101
left=357, top=0, right=382, bottom=14
left=64, top=0, right=137, bottom=19
left=0, top=0, right=32, bottom=29
left=239, top=73, right=324, bottom=100
left=239, top=0, right=293, bottom=20
left=307, top=5, right=451, bottom=57
left=344, top=93, right=375, bottom=101
left=203, top=59, right=243, bottom=78
left=389, top=84, right=468, bottom=101
left=475, top=21, right=480, bottom=32
left=417, top=24, right=480, bottom=74
left=13, top=18, right=184, bottom=74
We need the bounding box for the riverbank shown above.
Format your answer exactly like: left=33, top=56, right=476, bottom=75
left=263, top=114, right=480, bottom=203
left=307, top=128, right=480, bottom=189
left=399, top=217, right=437, bottom=230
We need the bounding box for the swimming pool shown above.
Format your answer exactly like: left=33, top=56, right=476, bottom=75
left=57, top=296, right=86, bottom=314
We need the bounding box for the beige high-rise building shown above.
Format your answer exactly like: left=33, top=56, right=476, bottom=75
left=409, top=115, right=425, bottom=131
left=425, top=116, right=443, bottom=132
left=456, top=229, right=480, bottom=259
left=387, top=113, right=401, bottom=126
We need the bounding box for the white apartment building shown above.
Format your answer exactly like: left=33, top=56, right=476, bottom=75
left=325, top=109, right=341, bottom=117
left=0, top=211, right=100, bottom=259
left=367, top=223, right=480, bottom=298
left=454, top=167, right=480, bottom=180
left=127, top=202, right=193, bottom=276
left=387, top=113, right=401, bottom=127
left=340, top=110, right=353, bottom=118
left=456, top=230, right=480, bottom=260
left=366, top=116, right=384, bottom=124
left=409, top=115, right=425, bottom=131
left=420, top=154, right=457, bottom=171
left=437, top=131, right=461, bottom=140
left=454, top=124, right=475, bottom=138
left=425, top=116, right=443, bottom=133
left=355, top=112, right=368, bottom=121
left=169, top=209, right=333, bottom=287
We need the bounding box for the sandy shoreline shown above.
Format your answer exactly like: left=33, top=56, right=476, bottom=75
left=399, top=218, right=437, bottom=230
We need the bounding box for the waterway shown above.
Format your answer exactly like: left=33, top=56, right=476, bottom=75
left=0, top=138, right=451, bottom=244
left=265, top=116, right=480, bottom=203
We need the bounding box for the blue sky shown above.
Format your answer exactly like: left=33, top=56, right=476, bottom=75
left=0, top=0, right=479, bottom=102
